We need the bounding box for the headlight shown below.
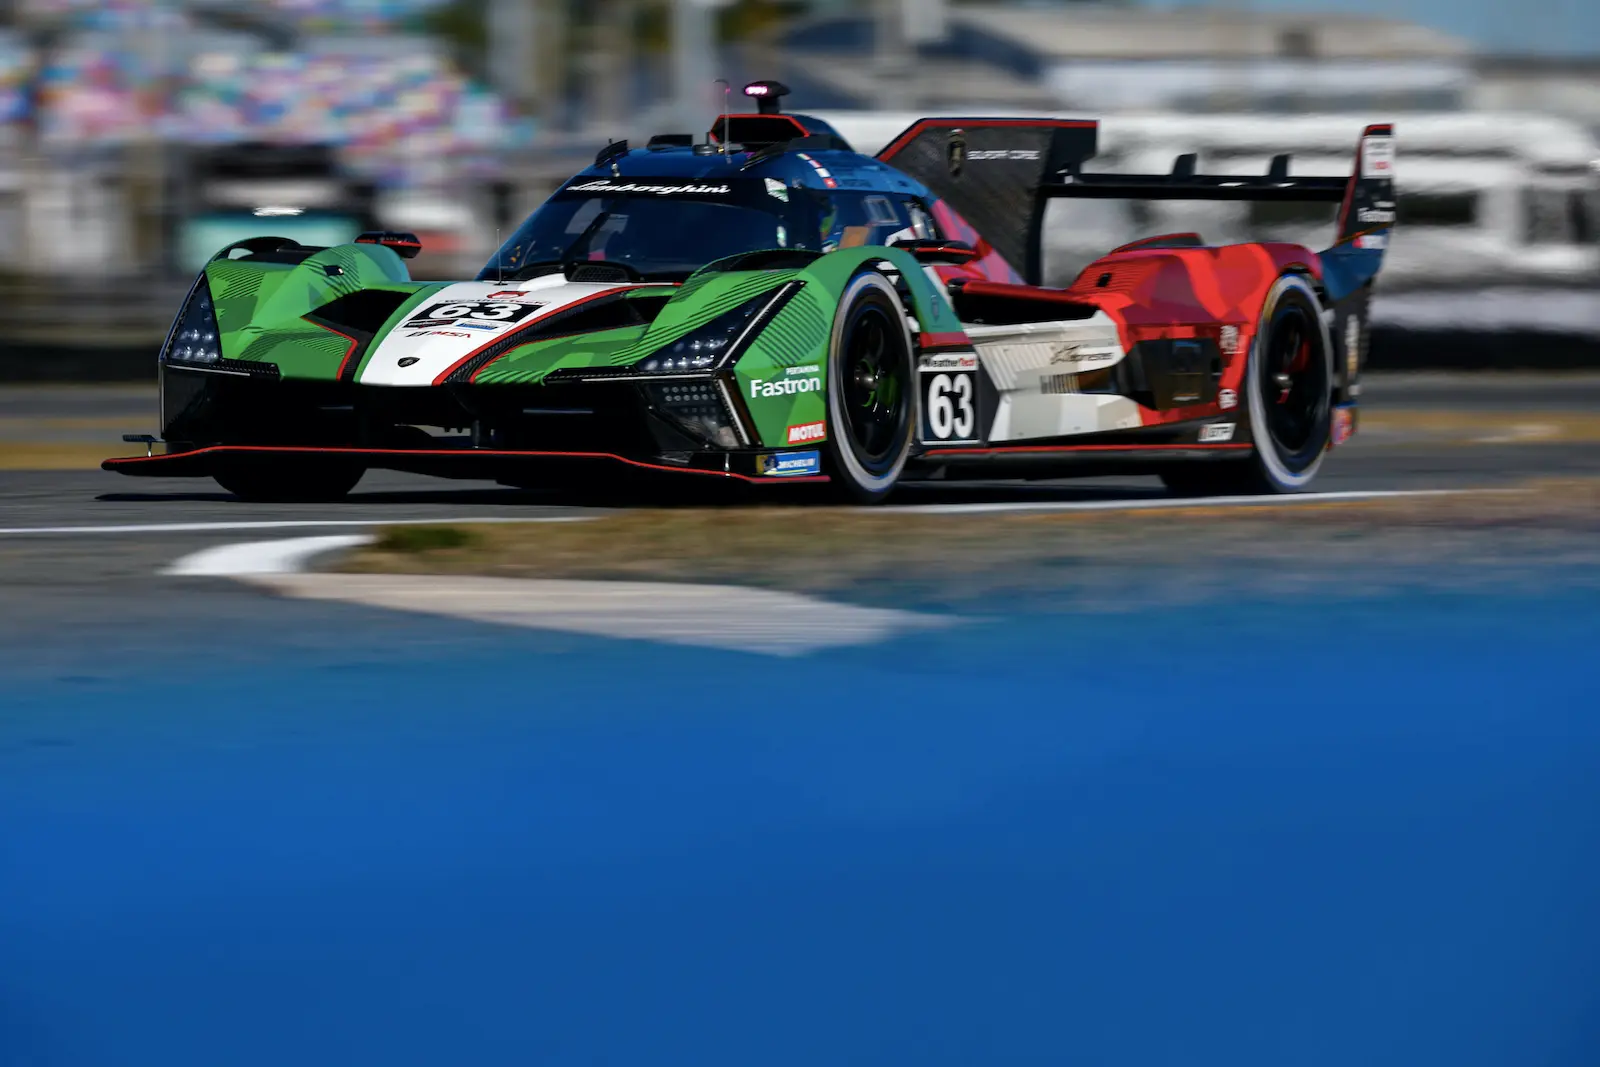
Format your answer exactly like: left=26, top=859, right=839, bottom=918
left=635, top=282, right=800, bottom=373
left=163, top=278, right=222, bottom=365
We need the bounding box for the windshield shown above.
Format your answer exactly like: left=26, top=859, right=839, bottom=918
left=479, top=181, right=821, bottom=282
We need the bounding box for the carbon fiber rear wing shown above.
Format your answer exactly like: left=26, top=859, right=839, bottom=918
left=879, top=118, right=1394, bottom=287
left=1045, top=159, right=1347, bottom=202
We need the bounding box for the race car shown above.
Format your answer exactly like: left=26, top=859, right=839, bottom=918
left=106, top=81, right=1395, bottom=502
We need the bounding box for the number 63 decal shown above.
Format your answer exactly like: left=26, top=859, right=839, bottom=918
left=410, top=300, right=538, bottom=325
left=922, top=371, right=978, bottom=442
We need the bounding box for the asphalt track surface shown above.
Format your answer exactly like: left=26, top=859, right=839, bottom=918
left=4, top=374, right=1599, bottom=1067
left=3, top=371, right=1600, bottom=528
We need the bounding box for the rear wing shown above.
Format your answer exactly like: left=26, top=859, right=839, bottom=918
left=878, top=118, right=1395, bottom=289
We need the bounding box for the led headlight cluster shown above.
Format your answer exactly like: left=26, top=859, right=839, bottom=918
left=164, top=280, right=222, bottom=365
left=635, top=282, right=799, bottom=374
left=644, top=379, right=743, bottom=448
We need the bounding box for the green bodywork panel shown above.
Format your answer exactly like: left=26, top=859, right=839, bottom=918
left=471, top=269, right=804, bottom=386
left=198, top=241, right=962, bottom=448
left=206, top=243, right=436, bottom=379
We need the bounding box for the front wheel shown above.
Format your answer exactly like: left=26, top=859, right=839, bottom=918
left=214, top=458, right=365, bottom=502
left=1162, top=274, right=1333, bottom=497
left=823, top=272, right=916, bottom=504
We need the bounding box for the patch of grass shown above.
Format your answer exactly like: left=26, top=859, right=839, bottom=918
left=372, top=525, right=481, bottom=554
left=337, top=480, right=1600, bottom=608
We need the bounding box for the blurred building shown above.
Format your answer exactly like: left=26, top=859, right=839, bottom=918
left=1474, top=55, right=1600, bottom=137
left=774, top=1, right=1474, bottom=113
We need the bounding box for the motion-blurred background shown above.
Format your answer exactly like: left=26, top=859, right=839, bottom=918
left=0, top=0, right=1596, bottom=374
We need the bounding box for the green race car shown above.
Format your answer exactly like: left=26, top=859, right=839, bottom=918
left=107, top=83, right=1392, bottom=502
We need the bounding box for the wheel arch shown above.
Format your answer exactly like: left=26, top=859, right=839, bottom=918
left=1242, top=270, right=1336, bottom=490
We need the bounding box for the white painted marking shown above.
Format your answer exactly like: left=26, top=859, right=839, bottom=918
left=1, top=489, right=1494, bottom=535
left=892, top=488, right=1484, bottom=516
left=163, top=534, right=375, bottom=576
left=0, top=515, right=593, bottom=537
left=1473, top=424, right=1555, bottom=445
left=159, top=533, right=958, bottom=655
left=248, top=573, right=957, bottom=657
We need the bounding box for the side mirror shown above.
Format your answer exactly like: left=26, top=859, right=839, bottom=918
left=891, top=238, right=980, bottom=265
left=355, top=231, right=423, bottom=260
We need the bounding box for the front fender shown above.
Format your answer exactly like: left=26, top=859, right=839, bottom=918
left=732, top=246, right=964, bottom=448
left=206, top=241, right=425, bottom=379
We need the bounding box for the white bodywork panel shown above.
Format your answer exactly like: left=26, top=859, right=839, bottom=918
left=961, top=313, right=1143, bottom=442
left=357, top=275, right=641, bottom=387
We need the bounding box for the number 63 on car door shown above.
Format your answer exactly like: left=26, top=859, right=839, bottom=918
left=920, top=352, right=981, bottom=444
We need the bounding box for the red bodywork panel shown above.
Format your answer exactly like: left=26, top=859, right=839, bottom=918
left=927, top=200, right=1026, bottom=286
left=1062, top=242, right=1323, bottom=427
left=927, top=196, right=1325, bottom=430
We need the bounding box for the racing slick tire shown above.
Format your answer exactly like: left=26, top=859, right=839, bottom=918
left=1161, top=273, right=1333, bottom=497
left=823, top=271, right=917, bottom=504
left=214, top=457, right=365, bottom=502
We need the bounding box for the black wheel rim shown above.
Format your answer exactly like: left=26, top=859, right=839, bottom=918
left=840, top=299, right=910, bottom=470
left=1259, top=300, right=1328, bottom=460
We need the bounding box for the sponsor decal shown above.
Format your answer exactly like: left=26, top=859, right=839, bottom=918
left=457, top=322, right=501, bottom=331
left=397, top=357, right=420, bottom=367
left=1345, top=315, right=1362, bottom=379
left=1331, top=405, right=1356, bottom=446
left=1355, top=233, right=1387, bottom=250
left=763, top=178, right=789, bottom=203
left=946, top=129, right=967, bottom=177
left=406, top=319, right=457, bottom=329
left=786, top=421, right=827, bottom=444
left=795, top=153, right=838, bottom=189
left=784, top=364, right=821, bottom=377
left=1048, top=343, right=1115, bottom=365
left=758, top=450, right=822, bottom=477
left=1360, top=136, right=1395, bottom=180
left=1199, top=422, right=1236, bottom=443
left=486, top=291, right=543, bottom=303
left=405, top=330, right=472, bottom=339
left=567, top=179, right=731, bottom=196
left=921, top=351, right=978, bottom=371
left=1356, top=207, right=1396, bottom=225
left=749, top=375, right=821, bottom=399
left=966, top=149, right=1041, bottom=161
left=1219, top=388, right=1239, bottom=411
left=1219, top=325, right=1240, bottom=355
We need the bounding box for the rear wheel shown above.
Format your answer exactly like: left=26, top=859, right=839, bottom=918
left=1161, top=274, right=1333, bottom=496
left=823, top=272, right=916, bottom=504
left=214, top=458, right=365, bottom=502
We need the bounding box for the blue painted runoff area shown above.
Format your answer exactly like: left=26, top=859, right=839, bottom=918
left=3, top=589, right=1599, bottom=1067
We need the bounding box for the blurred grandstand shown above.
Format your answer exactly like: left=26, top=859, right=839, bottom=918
left=0, top=0, right=1596, bottom=367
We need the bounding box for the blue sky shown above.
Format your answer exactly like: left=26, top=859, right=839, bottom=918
left=1144, top=0, right=1600, bottom=56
